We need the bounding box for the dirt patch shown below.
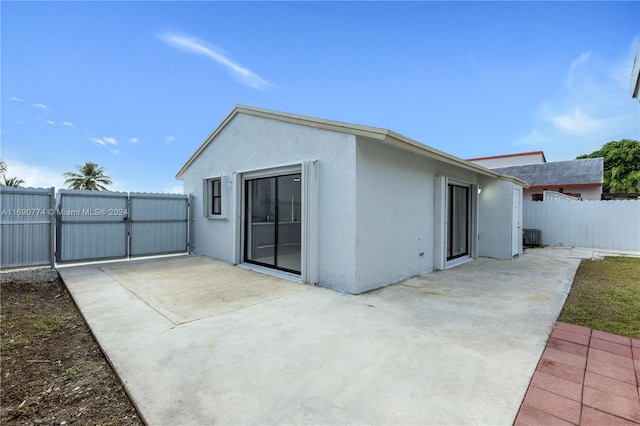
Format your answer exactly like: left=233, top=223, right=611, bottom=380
left=1, top=268, right=142, bottom=425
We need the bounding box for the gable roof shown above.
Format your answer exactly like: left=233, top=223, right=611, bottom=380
left=492, top=158, right=603, bottom=188
left=175, top=105, right=527, bottom=186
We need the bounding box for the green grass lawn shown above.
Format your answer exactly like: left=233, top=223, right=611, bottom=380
left=558, top=256, right=640, bottom=339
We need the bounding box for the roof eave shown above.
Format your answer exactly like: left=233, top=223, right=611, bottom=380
left=175, top=105, right=389, bottom=179
left=382, top=131, right=529, bottom=187
left=176, top=105, right=529, bottom=188
left=175, top=106, right=240, bottom=179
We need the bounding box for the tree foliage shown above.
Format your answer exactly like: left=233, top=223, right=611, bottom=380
left=0, top=158, right=25, bottom=187
left=1, top=176, right=25, bottom=187
left=577, top=140, right=640, bottom=193
left=64, top=162, right=112, bottom=191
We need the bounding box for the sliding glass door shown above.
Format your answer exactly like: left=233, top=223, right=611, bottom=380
left=245, top=174, right=302, bottom=274
left=447, top=184, right=470, bottom=261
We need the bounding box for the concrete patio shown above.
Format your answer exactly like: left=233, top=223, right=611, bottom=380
left=58, top=248, right=581, bottom=425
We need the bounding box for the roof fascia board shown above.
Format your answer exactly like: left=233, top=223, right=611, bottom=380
left=234, top=105, right=388, bottom=140
left=176, top=105, right=528, bottom=187
left=382, top=131, right=529, bottom=187
left=175, top=105, right=389, bottom=179
left=175, top=107, right=239, bottom=179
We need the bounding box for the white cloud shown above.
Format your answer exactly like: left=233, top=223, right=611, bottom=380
left=165, top=136, right=177, bottom=142
left=88, top=136, right=106, bottom=146
left=33, top=103, right=50, bottom=111
left=158, top=32, right=274, bottom=91
left=129, top=137, right=138, bottom=143
left=46, top=120, right=55, bottom=126
left=62, top=121, right=75, bottom=127
left=3, top=159, right=66, bottom=189
left=109, top=149, right=119, bottom=155
left=516, top=44, right=640, bottom=160
left=162, top=184, right=183, bottom=194
left=566, top=51, right=591, bottom=90
left=88, top=136, right=117, bottom=146
left=550, top=109, right=612, bottom=135
left=8, top=96, right=25, bottom=102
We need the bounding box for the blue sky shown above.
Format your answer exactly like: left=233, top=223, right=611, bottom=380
left=2, top=1, right=639, bottom=193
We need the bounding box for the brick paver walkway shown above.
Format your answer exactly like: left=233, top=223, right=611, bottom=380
left=515, top=322, right=640, bottom=425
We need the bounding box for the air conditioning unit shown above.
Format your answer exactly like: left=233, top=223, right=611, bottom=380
left=523, top=229, right=543, bottom=246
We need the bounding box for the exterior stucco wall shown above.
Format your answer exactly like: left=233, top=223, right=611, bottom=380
left=354, top=138, right=511, bottom=293
left=478, top=177, right=521, bottom=259
left=354, top=138, right=437, bottom=293
left=180, top=113, right=358, bottom=291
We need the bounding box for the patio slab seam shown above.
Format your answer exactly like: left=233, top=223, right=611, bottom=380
left=56, top=251, right=583, bottom=425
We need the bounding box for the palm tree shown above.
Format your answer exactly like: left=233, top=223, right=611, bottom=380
left=64, top=162, right=112, bottom=191
left=0, top=159, right=25, bottom=187
left=1, top=176, right=25, bottom=187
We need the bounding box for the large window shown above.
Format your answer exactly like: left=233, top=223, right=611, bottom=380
left=244, top=173, right=302, bottom=274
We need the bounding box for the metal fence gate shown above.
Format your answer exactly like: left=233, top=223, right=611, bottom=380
left=129, top=193, right=190, bottom=257
left=56, top=190, right=192, bottom=264
left=1, top=188, right=192, bottom=269
left=56, top=190, right=129, bottom=263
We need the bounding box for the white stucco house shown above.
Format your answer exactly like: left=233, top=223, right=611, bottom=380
left=176, top=106, right=526, bottom=294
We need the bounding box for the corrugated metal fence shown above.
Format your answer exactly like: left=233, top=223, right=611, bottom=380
left=56, top=190, right=130, bottom=263
left=1, top=187, right=56, bottom=268
left=1, top=187, right=192, bottom=269
left=523, top=200, right=640, bottom=252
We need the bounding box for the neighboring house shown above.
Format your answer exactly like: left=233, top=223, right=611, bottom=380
left=176, top=106, right=526, bottom=294
left=467, top=151, right=547, bottom=168
left=492, top=158, right=604, bottom=201
left=468, top=151, right=604, bottom=201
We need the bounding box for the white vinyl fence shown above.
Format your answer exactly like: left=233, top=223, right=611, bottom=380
left=523, top=200, right=640, bottom=252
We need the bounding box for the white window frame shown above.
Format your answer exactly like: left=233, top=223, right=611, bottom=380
left=203, top=175, right=228, bottom=220
left=231, top=161, right=318, bottom=285
left=434, top=176, right=478, bottom=270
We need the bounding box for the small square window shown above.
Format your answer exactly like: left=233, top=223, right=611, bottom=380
left=204, top=176, right=226, bottom=219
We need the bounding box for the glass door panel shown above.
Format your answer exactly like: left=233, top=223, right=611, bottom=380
left=276, top=174, right=302, bottom=273
left=246, top=177, right=276, bottom=267
left=447, top=184, right=469, bottom=260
